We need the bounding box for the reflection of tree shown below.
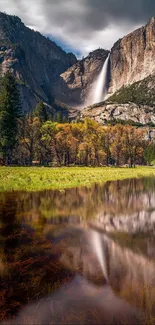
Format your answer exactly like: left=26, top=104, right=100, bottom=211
left=0, top=195, right=74, bottom=321
left=0, top=193, right=20, bottom=264
left=11, top=178, right=155, bottom=229
left=0, top=194, right=23, bottom=319
left=1, top=178, right=155, bottom=321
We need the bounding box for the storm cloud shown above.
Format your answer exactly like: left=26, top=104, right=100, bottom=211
left=0, top=0, right=155, bottom=56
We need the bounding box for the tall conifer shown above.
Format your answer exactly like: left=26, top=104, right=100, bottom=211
left=34, top=101, right=48, bottom=123
left=0, top=71, right=21, bottom=164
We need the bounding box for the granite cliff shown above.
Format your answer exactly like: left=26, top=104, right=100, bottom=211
left=55, top=16, right=155, bottom=107
left=0, top=12, right=77, bottom=112
left=54, top=49, right=109, bottom=106
left=109, top=17, right=155, bottom=95
left=0, top=12, right=109, bottom=111
left=80, top=102, right=155, bottom=126
left=79, top=17, right=155, bottom=127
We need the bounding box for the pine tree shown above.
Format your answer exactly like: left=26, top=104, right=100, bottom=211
left=0, top=71, right=21, bottom=165
left=34, top=101, right=48, bottom=123
left=55, top=111, right=63, bottom=123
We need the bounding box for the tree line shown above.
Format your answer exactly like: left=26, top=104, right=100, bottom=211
left=0, top=71, right=154, bottom=167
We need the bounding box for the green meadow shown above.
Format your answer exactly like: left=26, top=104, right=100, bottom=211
left=0, top=166, right=155, bottom=192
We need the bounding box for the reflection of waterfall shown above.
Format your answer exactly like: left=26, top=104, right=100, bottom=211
left=91, top=230, right=108, bottom=282
left=87, top=53, right=110, bottom=106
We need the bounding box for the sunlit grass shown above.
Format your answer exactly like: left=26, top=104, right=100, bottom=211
left=0, top=166, right=155, bottom=192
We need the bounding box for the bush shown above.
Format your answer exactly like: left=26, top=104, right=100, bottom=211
left=108, top=75, right=155, bottom=107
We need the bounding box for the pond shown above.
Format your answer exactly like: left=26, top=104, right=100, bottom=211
left=1, top=177, right=155, bottom=324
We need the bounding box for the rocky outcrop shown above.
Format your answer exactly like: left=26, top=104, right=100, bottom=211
left=80, top=102, right=155, bottom=125
left=54, top=49, right=109, bottom=106
left=80, top=101, right=155, bottom=140
left=109, top=17, right=155, bottom=95
left=0, top=12, right=77, bottom=112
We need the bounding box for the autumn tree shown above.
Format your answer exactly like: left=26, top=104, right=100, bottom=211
left=16, top=115, right=42, bottom=165
left=124, top=126, right=145, bottom=167
left=79, top=119, right=102, bottom=166
left=41, top=121, right=60, bottom=166
left=56, top=123, right=78, bottom=165
left=71, top=122, right=85, bottom=165
left=110, top=125, right=126, bottom=166
left=10, top=114, right=149, bottom=167
left=100, top=126, right=113, bottom=166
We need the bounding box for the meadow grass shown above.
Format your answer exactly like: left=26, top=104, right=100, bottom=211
left=0, top=166, right=155, bottom=192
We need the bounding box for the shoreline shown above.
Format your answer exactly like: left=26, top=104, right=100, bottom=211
left=0, top=166, right=155, bottom=193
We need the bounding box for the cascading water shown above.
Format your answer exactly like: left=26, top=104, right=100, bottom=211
left=92, top=53, right=110, bottom=104
left=86, top=53, right=110, bottom=106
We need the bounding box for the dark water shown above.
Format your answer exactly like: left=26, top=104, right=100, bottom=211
left=1, top=178, right=155, bottom=324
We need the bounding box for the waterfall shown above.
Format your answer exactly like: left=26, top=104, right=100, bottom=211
left=87, top=53, right=110, bottom=106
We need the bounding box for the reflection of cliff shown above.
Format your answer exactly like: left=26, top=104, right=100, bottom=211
left=91, top=209, right=155, bottom=234
left=10, top=178, right=155, bottom=232
left=3, top=225, right=145, bottom=324
left=105, top=234, right=155, bottom=317
left=50, top=226, right=155, bottom=319
left=0, top=192, right=154, bottom=324
left=3, top=179, right=155, bottom=323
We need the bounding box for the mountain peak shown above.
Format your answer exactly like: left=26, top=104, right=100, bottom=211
left=88, top=48, right=109, bottom=58
left=148, top=16, right=155, bottom=25
left=0, top=11, right=21, bottom=20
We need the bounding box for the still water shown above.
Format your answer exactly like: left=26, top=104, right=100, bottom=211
left=1, top=178, right=155, bottom=324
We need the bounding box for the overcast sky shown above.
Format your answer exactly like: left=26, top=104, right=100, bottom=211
left=0, top=0, right=155, bottom=57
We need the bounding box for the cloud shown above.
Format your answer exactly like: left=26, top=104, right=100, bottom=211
left=0, top=0, right=155, bottom=57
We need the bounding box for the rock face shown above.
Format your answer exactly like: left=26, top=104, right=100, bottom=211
left=56, top=16, right=155, bottom=106
left=80, top=102, right=155, bottom=125
left=54, top=49, right=109, bottom=106
left=2, top=12, right=155, bottom=114
left=109, top=17, right=155, bottom=95
left=0, top=13, right=110, bottom=110
left=0, top=12, right=77, bottom=112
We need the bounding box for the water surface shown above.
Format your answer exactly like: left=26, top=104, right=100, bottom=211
left=1, top=177, right=155, bottom=324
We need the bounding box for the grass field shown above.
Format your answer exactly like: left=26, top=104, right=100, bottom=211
left=0, top=166, right=155, bottom=192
